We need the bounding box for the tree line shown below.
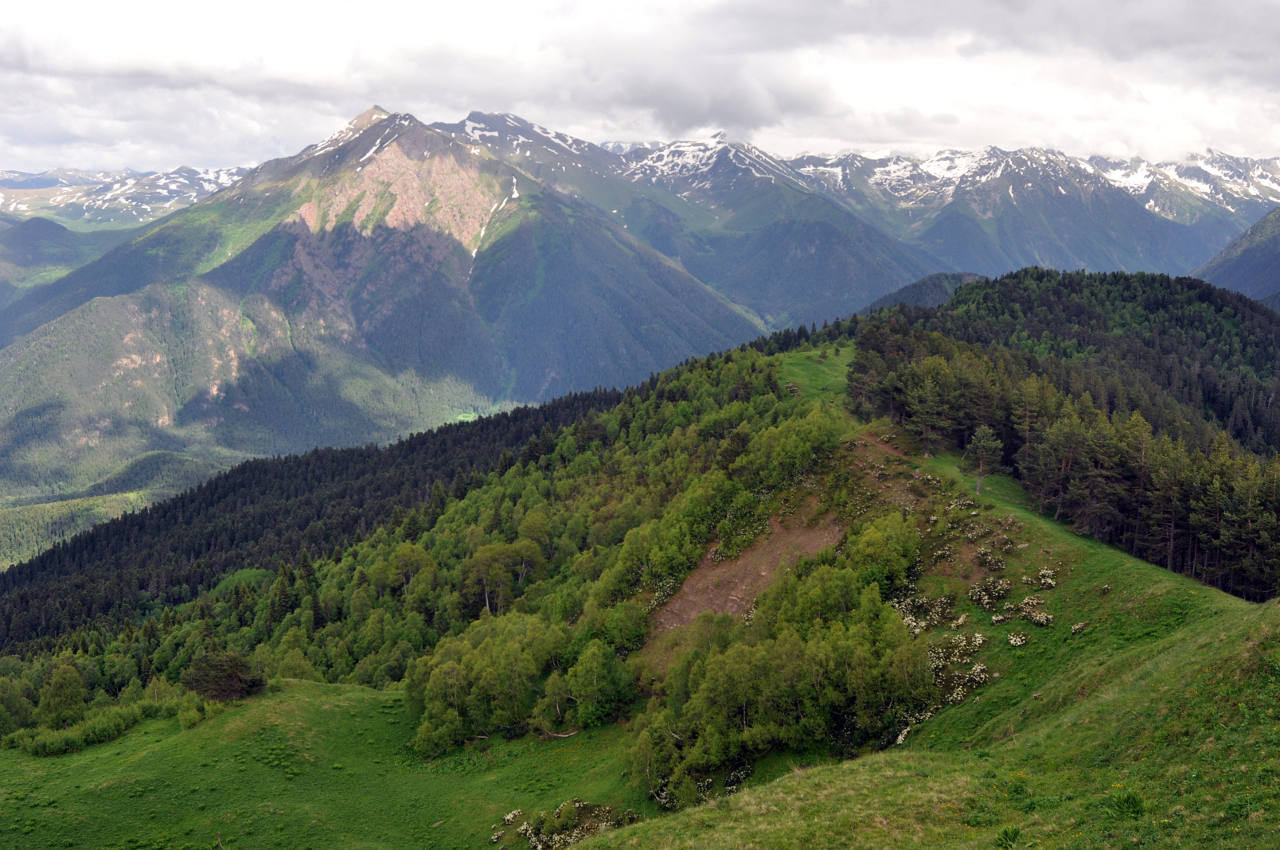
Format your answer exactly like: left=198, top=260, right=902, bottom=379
left=848, top=282, right=1280, bottom=599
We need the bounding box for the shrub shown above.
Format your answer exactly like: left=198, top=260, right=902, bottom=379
left=18, top=700, right=171, bottom=756
left=181, top=650, right=265, bottom=701
left=994, top=825, right=1022, bottom=848
left=1108, top=790, right=1144, bottom=819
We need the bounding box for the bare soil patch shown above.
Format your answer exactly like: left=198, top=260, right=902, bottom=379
left=649, top=499, right=845, bottom=636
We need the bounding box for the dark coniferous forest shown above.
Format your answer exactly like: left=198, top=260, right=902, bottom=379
left=850, top=269, right=1280, bottom=599
left=0, top=389, right=621, bottom=648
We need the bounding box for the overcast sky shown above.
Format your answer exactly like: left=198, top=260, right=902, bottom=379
left=5, top=0, right=1280, bottom=172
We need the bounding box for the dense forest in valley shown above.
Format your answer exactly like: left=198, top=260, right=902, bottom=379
left=0, top=388, right=621, bottom=648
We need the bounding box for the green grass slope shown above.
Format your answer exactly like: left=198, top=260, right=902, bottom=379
left=0, top=680, right=649, bottom=850
left=587, top=456, right=1276, bottom=849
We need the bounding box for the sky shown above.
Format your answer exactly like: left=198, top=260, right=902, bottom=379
left=4, top=0, right=1280, bottom=172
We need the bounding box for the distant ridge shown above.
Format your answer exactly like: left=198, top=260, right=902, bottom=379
left=860, top=271, right=984, bottom=313
left=4, top=106, right=1280, bottom=567
left=1195, top=206, right=1280, bottom=301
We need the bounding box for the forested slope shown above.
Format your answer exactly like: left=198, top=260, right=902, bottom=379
left=849, top=269, right=1280, bottom=598
left=935, top=268, right=1280, bottom=452
left=0, top=271, right=1277, bottom=848
left=0, top=388, right=620, bottom=647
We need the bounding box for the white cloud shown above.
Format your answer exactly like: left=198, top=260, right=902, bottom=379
left=2, top=0, right=1280, bottom=170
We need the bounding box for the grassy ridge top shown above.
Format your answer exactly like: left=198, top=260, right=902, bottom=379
left=587, top=452, right=1275, bottom=849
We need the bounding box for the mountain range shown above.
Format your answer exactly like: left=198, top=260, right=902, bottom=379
left=0, top=166, right=244, bottom=227
left=0, top=166, right=243, bottom=232
left=2, top=107, right=1279, bottom=567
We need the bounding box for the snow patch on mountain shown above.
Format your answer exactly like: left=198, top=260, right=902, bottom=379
left=306, top=107, right=393, bottom=160
left=622, top=134, right=804, bottom=194
left=787, top=142, right=1280, bottom=227
left=921, top=149, right=986, bottom=181
left=0, top=165, right=247, bottom=224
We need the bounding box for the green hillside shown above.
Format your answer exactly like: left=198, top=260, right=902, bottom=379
left=0, top=345, right=1273, bottom=848
left=0, top=217, right=136, bottom=301
left=0, top=112, right=766, bottom=565
left=1, top=275, right=1279, bottom=849
left=0, top=491, right=153, bottom=570
left=588, top=460, right=1274, bottom=849
left=0, top=680, right=648, bottom=849
left=861, top=271, right=983, bottom=314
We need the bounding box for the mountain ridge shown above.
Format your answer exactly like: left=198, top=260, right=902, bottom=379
left=1194, top=206, right=1280, bottom=301
left=0, top=106, right=770, bottom=559
left=3, top=106, right=1280, bottom=568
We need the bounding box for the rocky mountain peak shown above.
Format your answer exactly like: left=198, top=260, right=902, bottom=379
left=350, top=106, right=393, bottom=133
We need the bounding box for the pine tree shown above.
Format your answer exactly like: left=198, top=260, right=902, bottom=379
left=966, top=425, right=1003, bottom=495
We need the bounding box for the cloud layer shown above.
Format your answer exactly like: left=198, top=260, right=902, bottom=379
left=4, top=0, right=1280, bottom=171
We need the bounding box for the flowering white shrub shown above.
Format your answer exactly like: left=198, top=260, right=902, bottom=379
left=992, top=532, right=1018, bottom=552
left=928, top=632, right=986, bottom=671
left=968, top=576, right=1013, bottom=610
left=1025, top=609, right=1054, bottom=626
left=893, top=594, right=956, bottom=635
left=1016, top=594, right=1054, bottom=626
left=976, top=547, right=1007, bottom=570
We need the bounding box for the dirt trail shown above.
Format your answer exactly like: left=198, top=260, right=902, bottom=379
left=649, top=500, right=845, bottom=636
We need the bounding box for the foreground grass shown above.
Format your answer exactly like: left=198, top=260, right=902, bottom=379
left=0, top=680, right=649, bottom=849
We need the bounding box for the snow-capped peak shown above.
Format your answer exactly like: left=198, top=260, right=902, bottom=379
left=303, top=106, right=396, bottom=160
left=920, top=149, right=988, bottom=181
left=621, top=133, right=802, bottom=191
